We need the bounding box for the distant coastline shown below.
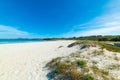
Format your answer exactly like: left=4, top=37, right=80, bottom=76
left=0, top=35, right=120, bottom=44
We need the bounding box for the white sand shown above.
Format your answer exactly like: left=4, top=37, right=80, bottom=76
left=0, top=40, right=78, bottom=80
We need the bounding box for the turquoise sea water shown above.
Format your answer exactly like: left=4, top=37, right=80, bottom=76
left=0, top=39, right=44, bottom=44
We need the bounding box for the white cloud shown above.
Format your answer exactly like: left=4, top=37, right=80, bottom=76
left=0, top=25, right=30, bottom=38
left=76, top=26, right=120, bottom=36
left=62, top=0, right=120, bottom=37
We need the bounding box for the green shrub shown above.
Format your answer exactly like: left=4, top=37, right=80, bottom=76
left=100, top=43, right=120, bottom=52
left=76, top=59, right=86, bottom=68
left=82, top=74, right=95, bottom=80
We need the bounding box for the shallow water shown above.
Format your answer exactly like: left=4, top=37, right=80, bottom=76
left=0, top=39, right=44, bottom=44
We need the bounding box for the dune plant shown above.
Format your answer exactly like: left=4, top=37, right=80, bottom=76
left=100, top=43, right=120, bottom=52
left=81, top=74, right=94, bottom=80
left=76, top=59, right=86, bottom=68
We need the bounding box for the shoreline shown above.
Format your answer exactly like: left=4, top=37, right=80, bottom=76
left=0, top=41, right=44, bottom=45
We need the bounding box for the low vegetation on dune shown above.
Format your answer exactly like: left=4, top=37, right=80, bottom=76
left=100, top=43, right=120, bottom=52
left=67, top=40, right=97, bottom=48
left=68, top=40, right=120, bottom=52
left=46, top=57, right=95, bottom=80
left=46, top=41, right=120, bottom=80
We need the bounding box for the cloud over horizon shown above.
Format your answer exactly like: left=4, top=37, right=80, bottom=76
left=62, top=0, right=120, bottom=37
left=0, top=25, right=30, bottom=38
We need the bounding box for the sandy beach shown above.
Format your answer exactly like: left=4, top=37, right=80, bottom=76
left=0, top=40, right=77, bottom=80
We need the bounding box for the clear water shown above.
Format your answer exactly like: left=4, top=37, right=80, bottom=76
left=0, top=39, right=44, bottom=44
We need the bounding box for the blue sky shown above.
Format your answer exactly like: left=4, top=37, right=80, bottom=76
left=0, top=0, right=119, bottom=38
